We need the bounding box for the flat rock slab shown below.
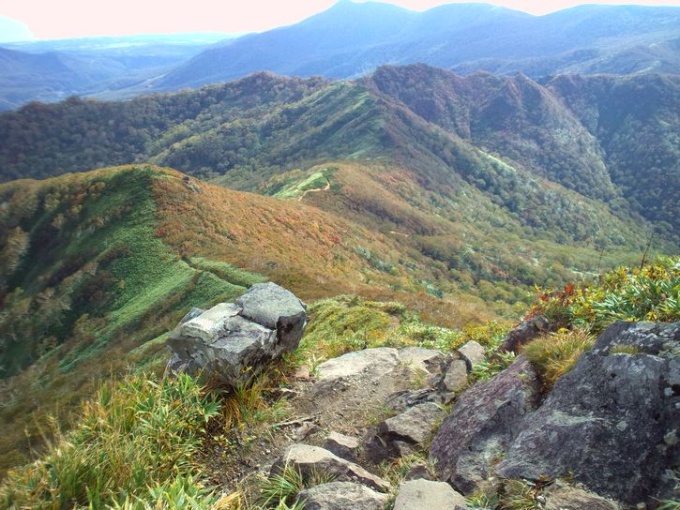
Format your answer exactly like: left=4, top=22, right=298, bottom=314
left=297, top=481, right=388, bottom=510
left=272, top=444, right=390, bottom=493
left=393, top=479, right=468, bottom=510
left=316, top=348, right=400, bottom=380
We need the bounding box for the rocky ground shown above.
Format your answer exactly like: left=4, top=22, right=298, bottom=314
left=169, top=283, right=680, bottom=509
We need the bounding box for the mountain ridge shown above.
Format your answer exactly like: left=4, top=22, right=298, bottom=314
left=2, top=2, right=680, bottom=109
left=1, top=64, right=678, bottom=241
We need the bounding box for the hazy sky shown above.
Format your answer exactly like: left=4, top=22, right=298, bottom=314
left=2, top=0, right=680, bottom=40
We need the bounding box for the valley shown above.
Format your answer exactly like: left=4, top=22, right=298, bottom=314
left=0, top=2, right=678, bottom=508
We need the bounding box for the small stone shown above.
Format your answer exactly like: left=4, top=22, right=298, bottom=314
left=272, top=444, right=390, bottom=493
left=297, top=481, right=388, bottom=510
left=457, top=341, right=485, bottom=371
left=393, top=479, right=468, bottom=510
left=442, top=359, right=468, bottom=392
left=324, top=432, right=360, bottom=462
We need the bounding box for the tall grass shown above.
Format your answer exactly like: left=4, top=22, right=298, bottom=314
left=0, top=374, right=220, bottom=509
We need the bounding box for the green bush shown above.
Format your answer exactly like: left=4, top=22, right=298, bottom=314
left=526, top=256, right=680, bottom=333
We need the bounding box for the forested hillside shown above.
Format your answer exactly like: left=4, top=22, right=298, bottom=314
left=1, top=65, right=678, bottom=240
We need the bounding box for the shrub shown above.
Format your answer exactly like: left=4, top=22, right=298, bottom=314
left=526, top=256, right=680, bottom=334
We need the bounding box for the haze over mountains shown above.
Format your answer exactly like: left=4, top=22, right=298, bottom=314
left=1, top=1, right=680, bottom=110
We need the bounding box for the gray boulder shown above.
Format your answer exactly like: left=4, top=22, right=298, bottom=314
left=497, top=321, right=680, bottom=506
left=498, top=315, right=552, bottom=353
left=393, top=479, right=467, bottom=510
left=297, top=482, right=388, bottom=510
left=166, top=282, right=306, bottom=387
left=429, top=356, right=541, bottom=494
left=272, top=444, right=390, bottom=493
left=457, top=340, right=485, bottom=371
left=367, top=402, right=446, bottom=462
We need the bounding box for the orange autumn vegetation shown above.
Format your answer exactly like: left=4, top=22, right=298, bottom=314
left=151, top=167, right=494, bottom=328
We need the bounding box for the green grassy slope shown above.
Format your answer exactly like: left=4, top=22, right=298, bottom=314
left=0, top=166, right=264, bottom=472
left=0, top=164, right=503, bottom=475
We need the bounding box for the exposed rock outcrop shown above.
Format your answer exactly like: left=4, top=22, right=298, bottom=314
left=166, top=282, right=306, bottom=387
left=430, top=321, right=680, bottom=506
left=497, top=321, right=680, bottom=505
left=429, top=356, right=542, bottom=494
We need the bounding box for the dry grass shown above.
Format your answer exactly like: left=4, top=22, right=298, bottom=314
left=521, top=328, right=596, bottom=391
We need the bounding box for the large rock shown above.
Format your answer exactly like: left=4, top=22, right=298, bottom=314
left=297, top=482, right=388, bottom=510
left=497, top=321, right=680, bottom=506
left=166, top=282, right=306, bottom=387
left=393, top=479, right=468, bottom=510
left=429, top=356, right=541, bottom=494
left=272, top=444, right=390, bottom=493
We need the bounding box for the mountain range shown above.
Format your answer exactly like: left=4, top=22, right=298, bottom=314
left=1, top=64, right=678, bottom=239
left=1, top=0, right=680, bottom=486
left=1, top=1, right=680, bottom=109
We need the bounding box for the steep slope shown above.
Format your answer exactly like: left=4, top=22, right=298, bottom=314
left=363, top=65, right=617, bottom=201
left=547, top=72, right=680, bottom=235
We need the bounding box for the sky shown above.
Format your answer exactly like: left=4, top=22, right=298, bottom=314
left=1, top=0, right=680, bottom=40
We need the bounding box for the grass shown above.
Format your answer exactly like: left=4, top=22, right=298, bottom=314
left=297, top=295, right=467, bottom=363
left=521, top=329, right=595, bottom=391
left=0, top=374, right=220, bottom=509
left=0, top=166, right=263, bottom=476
